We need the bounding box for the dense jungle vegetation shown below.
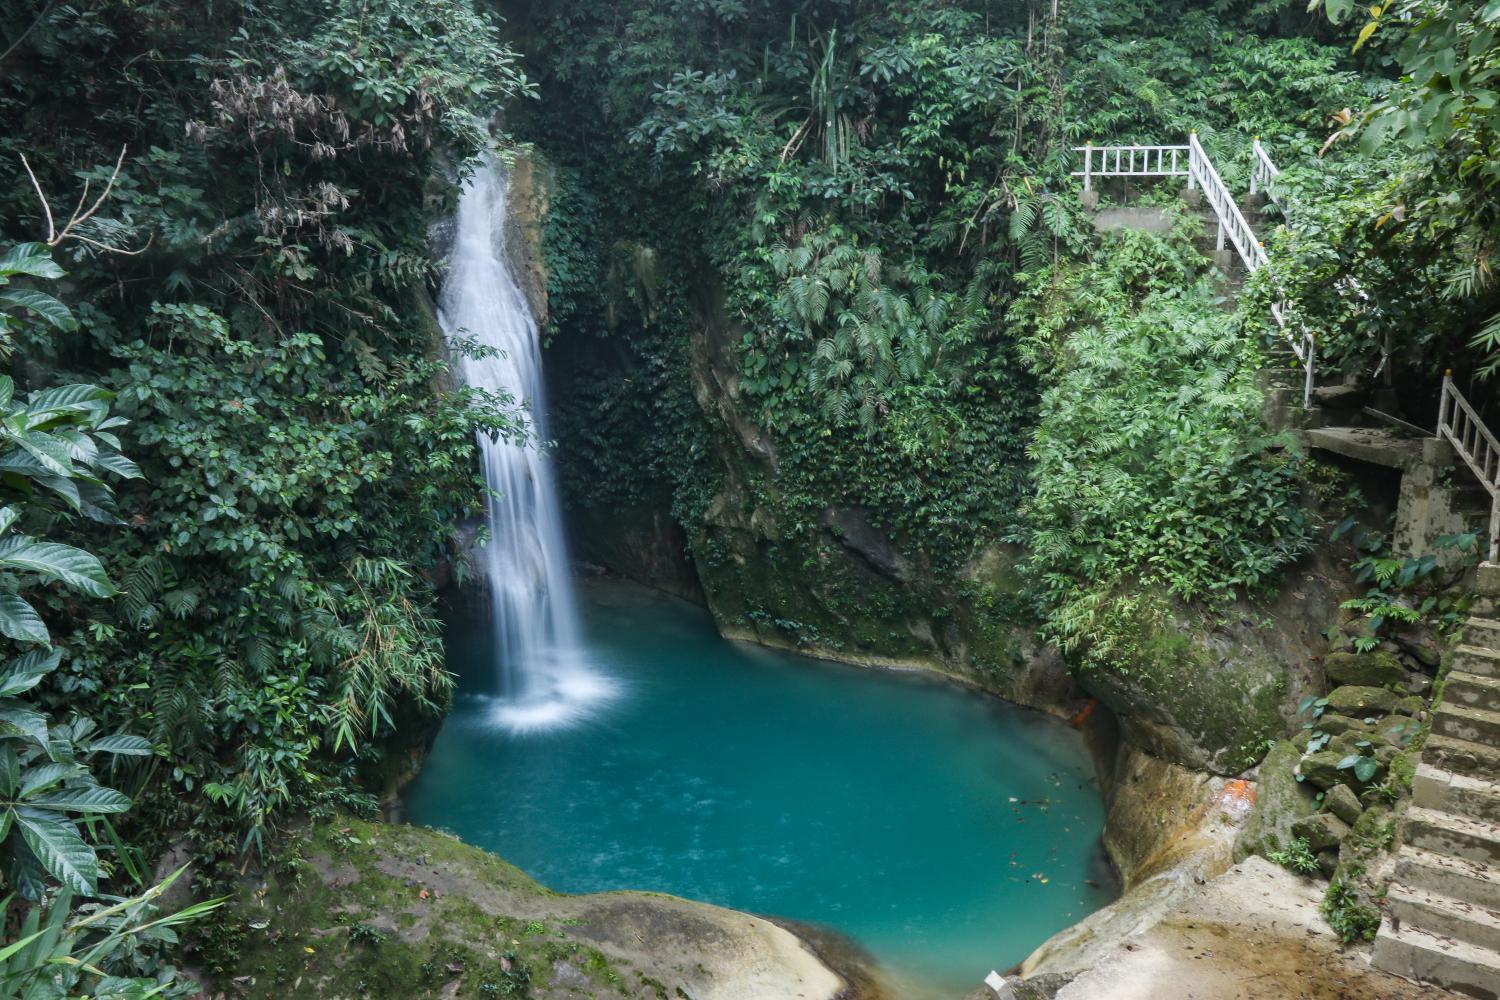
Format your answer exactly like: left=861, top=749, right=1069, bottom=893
left=2, top=0, right=1500, bottom=993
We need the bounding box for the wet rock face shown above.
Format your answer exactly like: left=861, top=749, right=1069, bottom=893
left=1075, top=555, right=1350, bottom=777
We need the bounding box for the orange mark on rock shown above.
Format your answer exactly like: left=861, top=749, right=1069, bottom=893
left=1071, top=698, right=1099, bottom=728
left=1220, top=779, right=1256, bottom=807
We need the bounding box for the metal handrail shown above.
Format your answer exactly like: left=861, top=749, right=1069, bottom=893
left=1072, top=144, right=1190, bottom=191
left=1250, top=138, right=1281, bottom=202
left=1187, top=132, right=1266, bottom=272
left=1069, top=133, right=1315, bottom=408
left=1438, top=373, right=1500, bottom=562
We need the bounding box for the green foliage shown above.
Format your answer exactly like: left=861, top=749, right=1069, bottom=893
left=528, top=0, right=1368, bottom=671
left=1267, top=837, right=1320, bottom=875
left=0, top=244, right=76, bottom=354
left=0, top=0, right=532, bottom=858
left=1334, top=518, right=1476, bottom=645
left=0, top=245, right=151, bottom=899
left=1294, top=0, right=1500, bottom=379
left=1017, top=223, right=1311, bottom=666
left=1321, top=878, right=1382, bottom=943
left=0, top=870, right=219, bottom=1000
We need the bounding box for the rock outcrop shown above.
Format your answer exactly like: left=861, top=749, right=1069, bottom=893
left=1021, top=858, right=1450, bottom=999
left=215, top=817, right=851, bottom=1000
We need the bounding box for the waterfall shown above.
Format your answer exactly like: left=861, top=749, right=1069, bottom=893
left=438, top=161, right=614, bottom=732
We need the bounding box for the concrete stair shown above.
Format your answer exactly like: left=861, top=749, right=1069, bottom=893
left=1373, top=923, right=1500, bottom=999
left=1375, top=613, right=1500, bottom=996
left=1447, top=672, right=1500, bottom=714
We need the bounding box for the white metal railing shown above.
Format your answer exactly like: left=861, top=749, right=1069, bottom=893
left=1253, top=141, right=1389, bottom=384
left=1438, top=373, right=1500, bottom=562
left=1250, top=137, right=1281, bottom=202
left=1186, top=132, right=1265, bottom=272
left=1075, top=144, right=1190, bottom=191
left=1071, top=133, right=1314, bottom=406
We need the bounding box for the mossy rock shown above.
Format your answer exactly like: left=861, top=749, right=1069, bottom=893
left=1324, top=783, right=1363, bottom=825
left=1081, top=601, right=1295, bottom=775
left=1299, top=749, right=1385, bottom=790
left=1394, top=695, right=1425, bottom=717
left=1291, top=812, right=1350, bottom=852
left=1236, top=740, right=1320, bottom=862
left=1324, top=686, right=1400, bottom=717
left=209, top=817, right=846, bottom=1000
left=1323, top=651, right=1405, bottom=690
left=1315, top=714, right=1379, bottom=737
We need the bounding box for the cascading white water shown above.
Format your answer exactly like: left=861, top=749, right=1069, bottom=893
left=438, top=161, right=614, bottom=732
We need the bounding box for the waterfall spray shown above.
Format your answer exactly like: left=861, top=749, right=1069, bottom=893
left=438, top=160, right=614, bottom=732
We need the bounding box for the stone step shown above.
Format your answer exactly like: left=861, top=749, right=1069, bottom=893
left=1396, top=846, right=1500, bottom=911
left=1467, top=617, right=1500, bottom=649
left=1406, top=805, right=1500, bottom=866
left=1373, top=920, right=1500, bottom=999
left=1448, top=671, right=1500, bottom=714
left=1416, top=763, right=1500, bottom=824
left=1427, top=732, right=1500, bottom=782
left=1455, top=645, right=1500, bottom=680
left=1436, top=703, right=1500, bottom=746
left=1388, top=881, right=1500, bottom=953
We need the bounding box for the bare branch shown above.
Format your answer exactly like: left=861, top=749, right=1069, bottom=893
left=18, top=145, right=147, bottom=255
left=18, top=153, right=56, bottom=243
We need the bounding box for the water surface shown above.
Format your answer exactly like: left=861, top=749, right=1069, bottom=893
left=406, top=582, right=1114, bottom=996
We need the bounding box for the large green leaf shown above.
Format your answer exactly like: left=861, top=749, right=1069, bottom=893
left=0, top=702, right=51, bottom=745
left=0, top=536, right=116, bottom=598
left=13, top=808, right=97, bottom=894
left=0, top=244, right=64, bottom=280
left=0, top=594, right=47, bottom=645
left=16, top=762, right=82, bottom=798
left=0, top=289, right=77, bottom=332
left=9, top=431, right=74, bottom=477
left=0, top=648, right=59, bottom=696
left=0, top=745, right=18, bottom=797
left=7, top=837, right=52, bottom=900
left=86, top=734, right=153, bottom=757
left=91, top=450, right=142, bottom=480
left=36, top=474, right=81, bottom=512
left=30, top=786, right=131, bottom=814
left=28, top=384, right=111, bottom=414
left=0, top=449, right=51, bottom=477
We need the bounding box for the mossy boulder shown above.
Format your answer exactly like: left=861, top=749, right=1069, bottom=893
left=1394, top=695, right=1426, bottom=717
left=1325, top=783, right=1364, bottom=825
left=1298, top=750, right=1351, bottom=790
left=210, top=817, right=846, bottom=1000
left=1291, top=812, right=1350, bottom=852
left=1316, top=714, right=1379, bottom=737
left=1235, top=740, right=1320, bottom=862
left=1323, top=651, right=1405, bottom=689
left=1078, top=596, right=1320, bottom=775
left=1325, top=685, right=1400, bottom=717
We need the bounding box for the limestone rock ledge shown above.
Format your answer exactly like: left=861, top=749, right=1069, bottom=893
left=1013, top=858, right=1449, bottom=1000
left=210, top=817, right=849, bottom=1000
